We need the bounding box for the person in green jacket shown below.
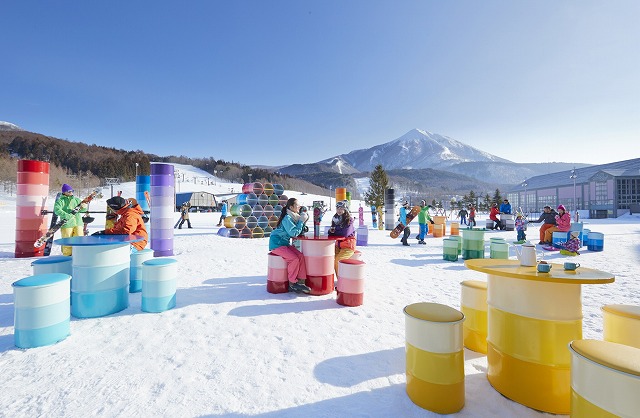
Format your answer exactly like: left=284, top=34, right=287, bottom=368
left=54, top=184, right=87, bottom=255
left=416, top=200, right=434, bottom=244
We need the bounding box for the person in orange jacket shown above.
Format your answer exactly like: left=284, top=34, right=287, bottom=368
left=92, top=196, right=148, bottom=252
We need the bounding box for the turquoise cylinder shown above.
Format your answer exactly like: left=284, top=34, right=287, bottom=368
left=12, top=273, right=71, bottom=348
left=443, top=238, right=459, bottom=262
left=582, top=229, right=590, bottom=247
left=141, top=258, right=178, bottom=313
left=461, top=228, right=485, bottom=259
left=552, top=231, right=569, bottom=248
left=31, top=255, right=72, bottom=276
left=237, top=193, right=248, bottom=205
left=449, top=235, right=462, bottom=255
left=135, top=175, right=151, bottom=212
left=130, top=249, right=154, bottom=293
left=587, top=232, right=604, bottom=251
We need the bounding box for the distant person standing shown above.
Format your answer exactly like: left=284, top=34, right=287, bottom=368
left=399, top=201, right=411, bottom=246
left=457, top=207, right=468, bottom=226
left=54, top=183, right=87, bottom=256
left=416, top=200, right=433, bottom=244
left=468, top=204, right=477, bottom=227
left=217, top=200, right=228, bottom=227
left=178, top=203, right=192, bottom=229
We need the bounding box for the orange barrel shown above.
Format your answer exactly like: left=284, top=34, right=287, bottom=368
left=433, top=216, right=446, bottom=235
left=240, top=204, right=252, bottom=217
left=300, top=238, right=335, bottom=296
left=263, top=226, right=273, bottom=237
left=335, top=187, right=347, bottom=202
left=350, top=250, right=362, bottom=260
left=404, top=303, right=465, bottom=414
left=228, top=228, right=240, bottom=238
left=252, top=204, right=264, bottom=218
left=268, top=194, right=279, bottom=206
left=241, top=183, right=254, bottom=194
left=267, top=253, right=289, bottom=293
left=433, top=224, right=444, bottom=238
left=258, top=193, right=269, bottom=207
left=230, top=204, right=241, bottom=216
left=246, top=193, right=258, bottom=206
left=336, top=259, right=365, bottom=307
left=240, top=227, right=252, bottom=238
left=460, top=280, right=488, bottom=354
left=16, top=160, right=50, bottom=258
left=428, top=223, right=433, bottom=235
left=252, top=226, right=264, bottom=238
left=278, top=194, right=288, bottom=206
left=224, top=216, right=235, bottom=228
left=273, top=184, right=284, bottom=196
left=233, top=216, right=246, bottom=230
left=450, top=222, right=460, bottom=236
left=263, top=204, right=274, bottom=218
left=263, top=183, right=274, bottom=196
left=252, top=182, right=264, bottom=195
left=246, top=215, right=258, bottom=229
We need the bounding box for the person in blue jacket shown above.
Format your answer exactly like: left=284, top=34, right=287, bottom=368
left=216, top=200, right=228, bottom=227
left=269, top=197, right=310, bottom=293
left=399, top=201, right=411, bottom=246
left=499, top=199, right=512, bottom=215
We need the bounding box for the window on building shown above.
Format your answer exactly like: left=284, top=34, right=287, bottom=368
left=595, top=181, right=610, bottom=205
left=617, top=179, right=640, bottom=209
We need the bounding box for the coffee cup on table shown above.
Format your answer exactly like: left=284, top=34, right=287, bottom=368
left=564, top=262, right=580, bottom=271
left=537, top=263, right=552, bottom=273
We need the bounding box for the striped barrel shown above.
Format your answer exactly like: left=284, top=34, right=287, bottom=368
left=461, top=228, right=485, bottom=259
left=267, top=253, right=289, bottom=294
left=490, top=241, right=509, bottom=259
left=487, top=273, right=582, bottom=414
left=460, top=280, right=488, bottom=354
left=301, top=238, right=335, bottom=296
left=587, top=232, right=604, bottom=251
left=450, top=235, right=462, bottom=255
left=251, top=182, right=264, bottom=195
left=240, top=204, right=252, bottom=218
left=263, top=183, right=274, bottom=196
left=569, top=340, right=640, bottom=417
left=135, top=175, right=151, bottom=212
left=130, top=249, right=154, bottom=293
left=336, top=259, right=364, bottom=306
left=404, top=303, right=465, bottom=414
left=443, top=238, right=458, bottom=262
left=257, top=215, right=269, bottom=229
left=246, top=193, right=258, bottom=207
left=552, top=231, right=569, bottom=248
left=263, top=205, right=274, bottom=218
left=432, top=224, right=444, bottom=238
left=236, top=194, right=248, bottom=206
left=141, top=258, right=178, bottom=313
left=450, top=222, right=460, bottom=236
left=433, top=216, right=446, bottom=235
left=246, top=215, right=258, bottom=229
left=15, top=159, right=50, bottom=258
left=356, top=226, right=368, bottom=246
left=150, top=163, right=174, bottom=257
left=602, top=304, right=640, bottom=349
left=273, top=184, right=284, bottom=196
left=71, top=243, right=130, bottom=318
left=257, top=193, right=269, bottom=207
left=228, top=228, right=240, bottom=238
left=13, top=273, right=71, bottom=348
left=252, top=204, right=264, bottom=218
left=31, top=255, right=72, bottom=276
left=268, top=194, right=279, bottom=206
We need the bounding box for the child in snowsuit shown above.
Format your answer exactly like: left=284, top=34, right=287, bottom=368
left=515, top=214, right=527, bottom=242
left=561, top=230, right=581, bottom=255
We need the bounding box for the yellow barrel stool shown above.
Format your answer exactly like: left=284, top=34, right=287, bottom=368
left=404, top=302, right=465, bottom=414
left=569, top=339, right=640, bottom=417
left=602, top=304, right=640, bottom=349
left=460, top=280, right=488, bottom=354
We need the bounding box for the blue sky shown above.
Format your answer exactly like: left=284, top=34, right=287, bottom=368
left=2, top=1, right=638, bottom=167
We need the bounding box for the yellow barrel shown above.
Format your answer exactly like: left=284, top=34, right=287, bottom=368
left=252, top=226, right=264, bottom=239
left=432, top=224, right=444, bottom=238
left=569, top=339, right=640, bottom=417
left=223, top=216, right=235, bottom=229
left=263, top=183, right=274, bottom=196
left=335, top=187, right=347, bottom=202
left=433, top=216, right=446, bottom=235
left=404, top=302, right=465, bottom=414
left=460, top=280, right=487, bottom=354
left=602, top=304, right=640, bottom=348
left=450, top=222, right=459, bottom=236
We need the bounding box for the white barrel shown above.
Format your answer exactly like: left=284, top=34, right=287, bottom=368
left=12, top=273, right=71, bottom=348
left=142, top=258, right=178, bottom=312
left=31, top=255, right=72, bottom=276
left=130, top=249, right=154, bottom=293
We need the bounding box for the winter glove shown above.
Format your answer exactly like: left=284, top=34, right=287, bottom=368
left=430, top=220, right=435, bottom=224
left=299, top=211, right=309, bottom=224
left=92, top=230, right=106, bottom=236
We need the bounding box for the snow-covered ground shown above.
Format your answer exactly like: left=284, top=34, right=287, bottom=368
left=1, top=164, right=639, bottom=417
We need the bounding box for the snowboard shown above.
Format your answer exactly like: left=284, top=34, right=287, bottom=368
left=34, top=189, right=103, bottom=248
left=42, top=193, right=61, bottom=256
left=542, top=245, right=561, bottom=252
left=312, top=201, right=327, bottom=238
left=390, top=205, right=421, bottom=239
left=370, top=205, right=378, bottom=229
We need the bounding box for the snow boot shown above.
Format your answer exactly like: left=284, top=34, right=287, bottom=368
left=289, top=280, right=311, bottom=294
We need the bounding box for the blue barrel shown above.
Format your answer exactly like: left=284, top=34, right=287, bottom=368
left=587, top=232, right=604, bottom=252
left=273, top=184, right=284, bottom=196
left=237, top=193, right=248, bottom=205
left=246, top=193, right=258, bottom=207
left=135, top=175, right=151, bottom=212
left=130, top=249, right=154, bottom=293
left=31, top=255, right=72, bottom=276
left=552, top=231, right=569, bottom=248
left=217, top=227, right=230, bottom=237
left=582, top=229, right=590, bottom=247
left=142, top=258, right=178, bottom=313
left=13, top=273, right=71, bottom=348
left=356, top=226, right=368, bottom=246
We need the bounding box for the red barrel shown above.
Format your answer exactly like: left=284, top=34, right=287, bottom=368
left=336, top=259, right=365, bottom=306
left=267, top=253, right=289, bottom=294
left=15, top=160, right=50, bottom=258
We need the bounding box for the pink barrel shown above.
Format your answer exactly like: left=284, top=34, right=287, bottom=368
left=336, top=259, right=365, bottom=306
left=16, top=160, right=50, bottom=258
left=267, top=253, right=288, bottom=294
left=300, top=238, right=335, bottom=296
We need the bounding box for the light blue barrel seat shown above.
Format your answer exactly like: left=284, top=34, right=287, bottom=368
left=142, top=258, right=178, bottom=313
left=13, top=273, right=71, bottom=348
left=129, top=249, right=154, bottom=293
left=31, top=255, right=72, bottom=276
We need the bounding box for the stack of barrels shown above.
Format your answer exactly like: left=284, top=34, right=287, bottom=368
left=222, top=182, right=285, bottom=238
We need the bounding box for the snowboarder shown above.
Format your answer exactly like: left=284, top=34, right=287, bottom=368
left=54, top=184, right=88, bottom=255
left=217, top=200, right=228, bottom=227
left=178, top=202, right=192, bottom=229
left=399, top=201, right=411, bottom=246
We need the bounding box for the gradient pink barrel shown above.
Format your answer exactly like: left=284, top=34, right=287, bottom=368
left=337, top=259, right=365, bottom=306
left=301, top=238, right=335, bottom=296
left=267, top=253, right=289, bottom=293
left=16, top=160, right=50, bottom=258
left=150, top=163, right=174, bottom=256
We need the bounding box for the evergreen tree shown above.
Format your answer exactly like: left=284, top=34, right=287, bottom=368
left=492, top=188, right=503, bottom=204
left=364, top=164, right=389, bottom=208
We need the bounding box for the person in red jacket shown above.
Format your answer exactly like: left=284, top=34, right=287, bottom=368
left=489, top=203, right=503, bottom=230
left=92, top=196, right=148, bottom=252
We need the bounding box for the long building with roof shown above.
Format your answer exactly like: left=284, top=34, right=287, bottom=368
left=505, top=157, right=640, bottom=218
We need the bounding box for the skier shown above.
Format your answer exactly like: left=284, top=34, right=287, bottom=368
left=328, top=200, right=356, bottom=272
left=268, top=197, right=311, bottom=293
left=92, top=196, right=148, bottom=253
left=178, top=202, right=192, bottom=229
left=54, top=184, right=88, bottom=256
left=217, top=200, right=228, bottom=227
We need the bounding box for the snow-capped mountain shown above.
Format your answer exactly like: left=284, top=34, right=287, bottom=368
left=0, top=121, right=22, bottom=131
left=335, top=128, right=512, bottom=172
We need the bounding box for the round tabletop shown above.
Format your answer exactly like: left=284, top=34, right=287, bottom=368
left=54, top=235, right=145, bottom=246
left=464, top=259, right=614, bottom=285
